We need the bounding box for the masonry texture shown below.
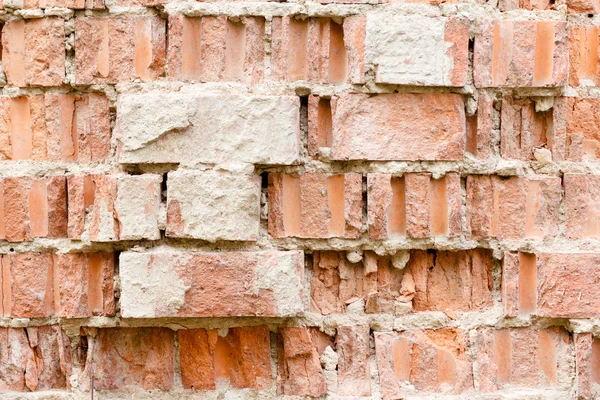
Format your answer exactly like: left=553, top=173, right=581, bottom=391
left=0, top=0, right=600, bottom=399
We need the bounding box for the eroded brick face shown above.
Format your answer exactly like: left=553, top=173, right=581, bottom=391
left=1, top=0, right=597, bottom=398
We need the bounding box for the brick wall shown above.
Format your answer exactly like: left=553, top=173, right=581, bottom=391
left=0, top=0, right=599, bottom=398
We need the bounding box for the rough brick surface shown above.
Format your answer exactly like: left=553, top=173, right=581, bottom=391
left=368, top=173, right=461, bottom=239
left=0, top=93, right=110, bottom=161
left=0, top=326, right=72, bottom=393
left=167, top=171, right=260, bottom=241
left=75, top=16, right=166, bottom=84
left=2, top=0, right=599, bottom=398
left=119, top=250, right=304, bottom=318
left=178, top=326, right=271, bottom=390
left=474, top=20, right=568, bottom=87
left=1, top=252, right=114, bottom=318
left=329, top=93, right=465, bottom=161
left=366, top=14, right=468, bottom=86
left=466, top=175, right=561, bottom=240
left=268, top=172, right=362, bottom=238
left=504, top=252, right=600, bottom=318
left=115, top=93, right=300, bottom=165
left=2, top=18, right=65, bottom=87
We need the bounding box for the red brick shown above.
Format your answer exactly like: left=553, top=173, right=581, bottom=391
left=375, top=329, right=473, bottom=398
left=466, top=175, right=561, bottom=240
left=568, top=0, right=600, bottom=13
left=271, top=16, right=354, bottom=84
left=575, top=333, right=600, bottom=399
left=474, top=20, right=568, bottom=87
left=569, top=25, right=600, bottom=87
left=68, top=174, right=161, bottom=241
left=268, top=172, right=363, bottom=239
left=80, top=327, right=174, bottom=391
left=310, top=250, right=492, bottom=315
left=337, top=325, right=371, bottom=396
left=466, top=93, right=493, bottom=158
left=565, top=174, right=600, bottom=239
left=474, top=327, right=572, bottom=392
left=0, top=326, right=72, bottom=393
left=119, top=250, right=304, bottom=318
left=0, top=94, right=110, bottom=162
left=0, top=177, right=67, bottom=242
left=503, top=252, right=600, bottom=318
left=564, top=97, right=600, bottom=160
left=1, top=252, right=114, bottom=318
left=500, top=97, right=557, bottom=160
left=343, top=16, right=365, bottom=84
left=2, top=18, right=65, bottom=87
left=168, top=15, right=265, bottom=83
left=368, top=173, right=461, bottom=239
left=53, top=253, right=115, bottom=318
left=277, top=327, right=327, bottom=396
left=88, top=175, right=118, bottom=241
left=328, top=93, right=465, bottom=161
left=75, top=16, right=166, bottom=84
left=178, top=326, right=271, bottom=390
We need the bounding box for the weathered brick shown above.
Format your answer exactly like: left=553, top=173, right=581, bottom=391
left=466, top=93, right=494, bottom=158
left=498, top=0, right=553, bottom=10
left=119, top=250, right=304, bottom=318
left=1, top=252, right=114, bottom=318
left=466, top=175, right=561, bottom=240
left=167, top=171, right=260, bottom=241
left=473, top=327, right=572, bottom=392
left=474, top=20, right=568, bottom=87
left=168, top=15, right=265, bottom=83
left=24, top=0, right=103, bottom=8
left=337, top=325, right=371, bottom=396
left=2, top=18, right=65, bottom=87
left=567, top=0, right=600, bottom=13
left=366, top=14, right=468, bottom=86
left=310, top=250, right=492, bottom=315
left=271, top=16, right=359, bottom=83
left=178, top=326, right=271, bottom=390
left=115, top=93, right=300, bottom=165
left=500, top=97, right=559, bottom=161
left=575, top=333, right=600, bottom=399
left=368, top=173, right=461, bottom=239
left=0, top=326, right=72, bottom=393
left=68, top=174, right=161, bottom=241
left=115, top=174, right=161, bottom=241
left=564, top=97, right=600, bottom=160
left=0, top=94, right=110, bottom=162
left=277, top=327, right=328, bottom=396
left=75, top=16, right=166, bottom=84
left=80, top=327, right=174, bottom=391
left=0, top=177, right=67, bottom=242
left=503, top=252, right=600, bottom=318
left=328, top=93, right=465, bottom=161
left=565, top=174, right=600, bottom=239
left=570, top=25, right=600, bottom=87
left=375, top=329, right=473, bottom=398
left=268, top=172, right=362, bottom=239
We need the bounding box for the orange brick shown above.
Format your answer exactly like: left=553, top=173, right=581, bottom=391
left=503, top=252, right=600, bottom=318
left=168, top=15, right=265, bottom=83
left=178, top=326, right=271, bottom=390
left=2, top=18, right=65, bottom=87
left=368, top=173, right=461, bottom=239
left=268, top=172, right=363, bottom=239
left=474, top=20, right=568, bottom=87
left=75, top=16, right=166, bottom=84
left=466, top=175, right=561, bottom=240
